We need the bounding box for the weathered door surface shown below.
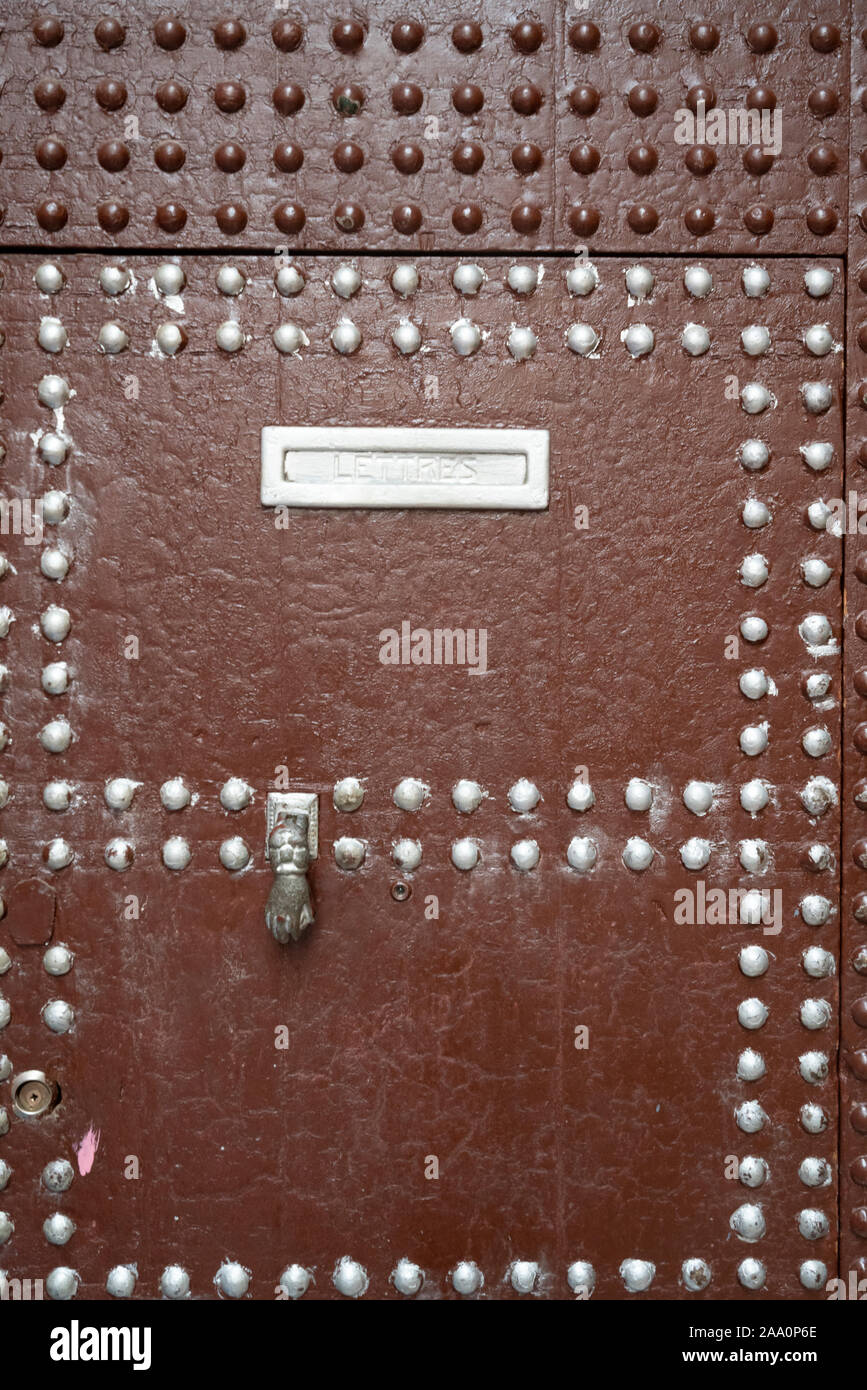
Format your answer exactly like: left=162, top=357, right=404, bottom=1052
left=0, top=0, right=865, bottom=1306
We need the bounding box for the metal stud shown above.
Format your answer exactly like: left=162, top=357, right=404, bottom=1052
left=273, top=323, right=308, bottom=355
left=392, top=1258, right=423, bottom=1295
left=392, top=319, right=421, bottom=355
left=799, top=1051, right=829, bottom=1085
left=43, top=943, right=73, bottom=975
left=682, top=1259, right=711, bottom=1292
left=738, top=1156, right=769, bottom=1187
left=797, top=1208, right=829, bottom=1241
left=800, top=1102, right=829, bottom=1132
left=800, top=893, right=831, bottom=926
left=681, top=323, right=710, bottom=355
left=511, top=839, right=540, bottom=871
left=39, top=717, right=73, bottom=752
left=38, top=317, right=68, bottom=353
left=799, top=1260, right=828, bottom=1290
left=333, top=777, right=364, bottom=811
left=739, top=554, right=769, bottom=587
left=46, top=1267, right=79, bottom=1301
left=804, top=267, right=834, bottom=298
left=508, top=265, right=538, bottom=295
left=739, top=781, right=770, bottom=819
left=275, top=265, right=305, bottom=296
left=392, top=838, right=422, bottom=870
left=738, top=997, right=768, bottom=1030
left=394, top=777, right=427, bottom=811
left=220, top=777, right=252, bottom=810
left=451, top=838, right=479, bottom=870
left=623, top=323, right=654, bottom=357
left=620, top=1259, right=655, bottom=1292
left=98, top=322, right=129, bottom=354
left=37, top=374, right=70, bottom=409
left=41, top=545, right=70, bottom=580
left=625, top=777, right=652, bottom=810
left=805, top=324, right=833, bottom=356
left=799, top=998, right=832, bottom=1030
left=507, top=326, right=537, bottom=360
left=160, top=1265, right=190, bottom=1300
left=452, top=263, right=485, bottom=295
left=0, top=1211, right=12, bottom=1245
left=800, top=613, right=833, bottom=646
left=331, top=318, right=361, bottom=354
left=106, top=1265, right=137, bottom=1298
left=508, top=778, right=539, bottom=812
left=42, top=1158, right=74, bottom=1192
left=42, top=661, right=69, bottom=695
left=802, top=728, right=831, bottom=758
left=801, top=442, right=833, bottom=472
left=683, top=780, right=714, bottom=815
left=44, top=1212, right=75, bottom=1245
left=566, top=1260, right=596, bottom=1295
left=802, top=947, right=835, bottom=979
left=625, top=265, right=653, bottom=301
left=567, top=323, right=599, bottom=356
left=509, top=1260, right=540, bottom=1294
left=450, top=317, right=482, bottom=356
left=736, top=1101, right=767, bottom=1134
left=740, top=383, right=771, bottom=414
left=219, top=837, right=250, bottom=871
left=333, top=1256, right=368, bottom=1298
left=104, top=777, right=138, bottom=810
left=43, top=780, right=72, bottom=810
left=684, top=265, right=713, bottom=298
left=43, top=998, right=73, bottom=1032
left=739, top=840, right=769, bottom=873
left=680, top=838, right=710, bottom=870
left=155, top=323, right=186, bottom=356
left=452, top=779, right=483, bottom=812
left=391, top=264, right=419, bottom=297
left=801, top=775, right=836, bottom=815
left=801, top=557, right=832, bottom=588
left=42, top=490, right=69, bottom=524
left=331, top=265, right=362, bottom=299
left=566, top=779, right=594, bottom=811
left=741, top=325, right=770, bottom=356
left=216, top=266, right=245, bottom=297
left=154, top=263, right=185, bottom=297
left=104, top=834, right=132, bottom=867
left=215, top=1261, right=250, bottom=1298
left=739, top=440, right=769, bottom=471
left=740, top=724, right=768, bottom=756
left=35, top=263, right=65, bottom=294
left=742, top=499, right=770, bottom=528
left=162, top=836, right=191, bottom=870
left=451, top=1260, right=483, bottom=1295
left=216, top=320, right=244, bottom=353
left=801, top=382, right=832, bottom=414
left=567, top=836, right=597, bottom=872
left=731, top=1204, right=766, bottom=1242
left=737, top=1047, right=766, bottom=1082
left=737, top=1258, right=766, bottom=1290
left=278, top=1264, right=311, bottom=1299
left=41, top=605, right=70, bottom=641
left=799, top=1157, right=831, bottom=1188
left=739, top=668, right=769, bottom=699
left=99, top=266, right=131, bottom=296
left=160, top=777, right=191, bottom=810
left=742, top=265, right=770, bottom=298
left=622, top=836, right=653, bottom=871
left=566, top=262, right=598, bottom=296
left=333, top=836, right=365, bottom=869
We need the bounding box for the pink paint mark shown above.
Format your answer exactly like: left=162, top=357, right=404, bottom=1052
left=75, top=1125, right=101, bottom=1176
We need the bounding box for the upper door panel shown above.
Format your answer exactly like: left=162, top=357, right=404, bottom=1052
left=0, top=1, right=850, bottom=254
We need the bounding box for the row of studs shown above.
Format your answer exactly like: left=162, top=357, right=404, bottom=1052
left=27, top=316, right=845, bottom=362
left=23, top=260, right=841, bottom=301
left=23, top=200, right=847, bottom=240
left=0, top=1257, right=838, bottom=1302
left=20, top=837, right=843, bottom=888
left=843, top=42, right=867, bottom=1261
left=730, top=317, right=837, bottom=1272
left=24, top=135, right=848, bottom=182
left=25, top=15, right=849, bottom=56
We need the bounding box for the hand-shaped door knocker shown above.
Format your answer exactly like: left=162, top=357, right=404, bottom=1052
left=266, top=812, right=315, bottom=944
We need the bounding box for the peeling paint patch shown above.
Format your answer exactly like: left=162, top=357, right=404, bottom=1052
left=75, top=1125, right=101, bottom=1175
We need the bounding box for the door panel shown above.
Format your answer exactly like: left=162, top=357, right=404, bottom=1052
left=0, top=251, right=844, bottom=1297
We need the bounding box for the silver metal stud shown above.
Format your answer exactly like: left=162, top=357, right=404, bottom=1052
left=737, top=1258, right=766, bottom=1290
left=220, top=778, right=252, bottom=810
left=333, top=777, right=364, bottom=812
left=620, top=1258, right=655, bottom=1292
left=625, top=777, right=653, bottom=810
left=216, top=320, right=244, bottom=353
left=737, top=1047, right=766, bottom=1082
left=799, top=1259, right=828, bottom=1290
left=741, top=325, right=770, bottom=355
left=799, top=1051, right=829, bottom=1085
left=681, top=323, right=710, bottom=355
left=278, top=1264, right=311, bottom=1299
left=738, top=997, right=768, bottom=1030
left=219, top=837, right=250, bottom=871
left=797, top=1208, right=829, bottom=1241
left=567, top=836, right=597, bottom=872
left=272, top=322, right=308, bottom=355
left=394, top=777, right=427, bottom=811
left=805, top=267, right=834, bottom=297
left=392, top=1258, right=423, bottom=1295
left=566, top=1260, right=596, bottom=1295
left=508, top=778, right=540, bottom=812
left=392, top=319, right=421, bottom=355
left=622, top=323, right=654, bottom=357
left=38, top=317, right=68, bottom=353
left=684, top=265, right=713, bottom=297
left=42, top=1158, right=74, bottom=1193
left=450, top=317, right=482, bottom=356
left=451, top=838, right=479, bottom=870
left=566, top=322, right=599, bottom=356
left=740, top=383, right=771, bottom=414
left=331, top=318, right=361, bottom=354
left=160, top=777, right=191, bottom=810
left=801, top=557, right=833, bottom=588
left=160, top=1265, right=190, bottom=1300
left=680, top=837, right=711, bottom=870
left=801, top=382, right=832, bottom=414
left=106, top=1265, right=137, bottom=1298
left=738, top=1155, right=769, bottom=1186
left=98, top=322, right=129, bottom=354
left=35, top=264, right=65, bottom=293
left=155, top=323, right=185, bottom=356
left=622, top=836, right=653, bottom=871
left=392, top=838, right=422, bottom=870
left=331, top=265, right=361, bottom=300
left=154, top=263, right=185, bottom=297
left=742, top=265, right=770, bottom=297
left=43, top=943, right=73, bottom=976
left=37, top=374, right=70, bottom=409
left=333, top=1256, right=368, bottom=1298
left=509, top=1259, right=540, bottom=1294
left=451, top=1260, right=483, bottom=1295
left=452, top=263, right=485, bottom=295
left=104, top=777, right=138, bottom=810
left=452, top=779, right=483, bottom=812
left=162, top=836, right=191, bottom=870
left=275, top=265, right=305, bottom=296
left=99, top=266, right=130, bottom=296
left=391, top=263, right=419, bottom=297
left=333, top=836, right=365, bottom=869
left=216, top=266, right=245, bottom=297
left=566, top=779, right=594, bottom=811
left=800, top=1102, right=829, bottom=1132
left=215, top=1261, right=250, bottom=1298
left=802, top=947, right=835, bottom=979
left=46, top=1267, right=79, bottom=1301
left=43, top=998, right=73, bottom=1032
left=44, top=1212, right=75, bottom=1245
left=739, top=439, right=769, bottom=471
left=507, top=325, right=537, bottom=359
left=511, top=839, right=540, bottom=871
left=566, top=262, right=598, bottom=296
left=739, top=554, right=769, bottom=587
left=799, top=998, right=832, bottom=1030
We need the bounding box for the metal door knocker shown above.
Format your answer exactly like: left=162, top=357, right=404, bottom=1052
left=265, top=793, right=318, bottom=944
